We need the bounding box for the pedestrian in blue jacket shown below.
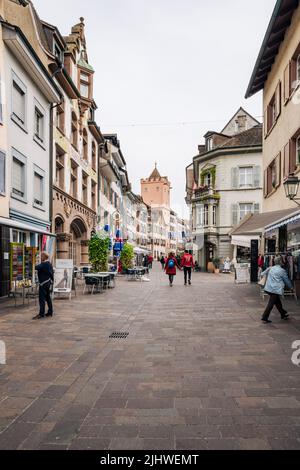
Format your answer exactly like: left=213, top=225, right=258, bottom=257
left=261, top=257, right=293, bottom=324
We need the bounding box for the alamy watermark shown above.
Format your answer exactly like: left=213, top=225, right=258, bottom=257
left=291, top=341, right=300, bottom=367
left=0, top=341, right=6, bottom=365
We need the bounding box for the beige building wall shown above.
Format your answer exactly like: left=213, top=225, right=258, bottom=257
left=0, top=22, right=9, bottom=218
left=263, top=5, right=300, bottom=212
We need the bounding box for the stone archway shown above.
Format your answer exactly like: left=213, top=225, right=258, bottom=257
left=69, top=218, right=89, bottom=266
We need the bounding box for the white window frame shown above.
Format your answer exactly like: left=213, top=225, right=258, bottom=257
left=11, top=148, right=27, bottom=203
left=239, top=167, right=254, bottom=188
left=33, top=100, right=45, bottom=147
left=33, top=165, right=45, bottom=210
left=297, top=135, right=300, bottom=165
left=207, top=138, right=213, bottom=151
left=204, top=205, right=209, bottom=226
left=0, top=151, right=5, bottom=195
left=239, top=203, right=254, bottom=221
left=213, top=206, right=217, bottom=226
left=11, top=71, right=27, bottom=132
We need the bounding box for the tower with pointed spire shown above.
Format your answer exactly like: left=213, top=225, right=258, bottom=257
left=141, top=164, right=171, bottom=208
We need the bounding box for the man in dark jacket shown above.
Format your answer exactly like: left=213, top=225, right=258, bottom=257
left=33, top=252, right=54, bottom=320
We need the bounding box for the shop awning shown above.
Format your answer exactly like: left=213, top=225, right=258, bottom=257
left=231, top=235, right=260, bottom=248
left=0, top=217, right=56, bottom=237
left=265, top=210, right=300, bottom=234
left=134, top=247, right=149, bottom=255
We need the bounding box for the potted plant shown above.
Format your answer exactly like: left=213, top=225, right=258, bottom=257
left=120, top=243, right=135, bottom=273
left=212, top=257, right=221, bottom=274
left=88, top=232, right=110, bottom=272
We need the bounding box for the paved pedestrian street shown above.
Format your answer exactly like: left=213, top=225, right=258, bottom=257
left=0, top=265, right=299, bottom=451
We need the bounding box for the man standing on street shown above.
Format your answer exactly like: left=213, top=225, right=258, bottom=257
left=33, top=252, right=54, bottom=320
left=181, top=250, right=195, bottom=286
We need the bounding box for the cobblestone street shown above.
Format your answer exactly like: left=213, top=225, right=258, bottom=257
left=0, top=265, right=299, bottom=450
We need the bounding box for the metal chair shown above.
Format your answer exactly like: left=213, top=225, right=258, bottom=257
left=83, top=276, right=100, bottom=295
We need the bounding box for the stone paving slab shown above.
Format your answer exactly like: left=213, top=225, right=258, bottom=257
left=0, top=265, right=299, bottom=450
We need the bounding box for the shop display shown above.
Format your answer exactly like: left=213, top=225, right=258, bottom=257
left=10, top=243, right=25, bottom=283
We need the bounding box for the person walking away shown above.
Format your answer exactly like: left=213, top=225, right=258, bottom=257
left=33, top=252, right=54, bottom=320
left=160, top=255, right=166, bottom=271
left=181, top=250, right=195, bottom=285
left=261, top=256, right=293, bottom=324
left=165, top=252, right=181, bottom=287
left=148, top=255, right=153, bottom=269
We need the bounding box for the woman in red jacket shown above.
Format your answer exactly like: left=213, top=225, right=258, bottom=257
left=165, top=252, right=181, bottom=287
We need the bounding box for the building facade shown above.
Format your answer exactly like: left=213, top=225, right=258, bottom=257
left=99, top=134, right=129, bottom=242
left=49, top=19, right=103, bottom=266
left=0, top=1, right=60, bottom=296
left=246, top=0, right=300, bottom=212
left=187, top=108, right=263, bottom=270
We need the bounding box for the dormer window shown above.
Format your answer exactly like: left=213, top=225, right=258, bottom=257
left=54, top=41, right=63, bottom=63
left=80, top=71, right=90, bottom=99
left=204, top=172, right=212, bottom=187
left=207, top=138, right=213, bottom=151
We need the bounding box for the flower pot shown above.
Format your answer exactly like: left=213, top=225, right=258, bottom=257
left=214, top=268, right=220, bottom=274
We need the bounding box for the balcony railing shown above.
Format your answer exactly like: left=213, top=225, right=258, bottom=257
left=193, top=186, right=220, bottom=201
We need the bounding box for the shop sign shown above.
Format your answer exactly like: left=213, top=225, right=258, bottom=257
left=235, top=265, right=250, bottom=284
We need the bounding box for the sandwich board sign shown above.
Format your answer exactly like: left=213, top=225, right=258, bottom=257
left=54, top=259, right=73, bottom=300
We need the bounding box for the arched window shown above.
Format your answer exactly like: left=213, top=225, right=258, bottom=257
left=83, top=129, right=88, bottom=161
left=71, top=112, right=78, bottom=149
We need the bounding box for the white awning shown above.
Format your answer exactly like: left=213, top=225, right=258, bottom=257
left=134, top=247, right=149, bottom=255
left=265, top=212, right=300, bottom=233
left=231, top=235, right=260, bottom=248
left=0, top=217, right=56, bottom=237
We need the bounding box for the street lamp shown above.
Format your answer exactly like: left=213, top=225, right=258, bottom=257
left=284, top=174, right=300, bottom=206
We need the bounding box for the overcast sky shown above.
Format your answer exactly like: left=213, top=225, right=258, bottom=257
left=34, top=0, right=275, bottom=217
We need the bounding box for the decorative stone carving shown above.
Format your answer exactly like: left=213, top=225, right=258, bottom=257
left=56, top=233, right=72, bottom=243
left=64, top=201, right=72, bottom=218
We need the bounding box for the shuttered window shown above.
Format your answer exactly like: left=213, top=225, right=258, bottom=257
left=284, top=62, right=291, bottom=103
left=284, top=142, right=290, bottom=178
left=0, top=151, right=5, bottom=194
left=231, top=167, right=239, bottom=189
left=33, top=172, right=43, bottom=206
left=12, top=80, right=25, bottom=124
left=253, top=166, right=261, bottom=187
left=265, top=81, right=282, bottom=135
left=12, top=157, right=25, bottom=198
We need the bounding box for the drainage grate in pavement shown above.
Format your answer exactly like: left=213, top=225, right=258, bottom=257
left=109, top=332, right=129, bottom=339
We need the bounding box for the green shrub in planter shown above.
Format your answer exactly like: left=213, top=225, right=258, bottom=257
left=120, top=243, right=135, bottom=271
left=89, top=232, right=110, bottom=272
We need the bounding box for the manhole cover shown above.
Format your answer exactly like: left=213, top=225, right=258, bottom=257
left=109, top=332, right=129, bottom=339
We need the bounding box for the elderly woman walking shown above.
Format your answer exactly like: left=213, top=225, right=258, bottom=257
left=261, top=256, right=293, bottom=324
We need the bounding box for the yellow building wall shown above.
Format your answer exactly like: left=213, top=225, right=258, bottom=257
left=263, top=5, right=300, bottom=211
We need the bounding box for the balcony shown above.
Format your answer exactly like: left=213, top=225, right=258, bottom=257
left=193, top=186, right=220, bottom=202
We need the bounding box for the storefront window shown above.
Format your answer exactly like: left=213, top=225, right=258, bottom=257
left=288, top=221, right=300, bottom=249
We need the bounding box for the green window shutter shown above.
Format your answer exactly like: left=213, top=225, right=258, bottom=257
left=254, top=203, right=260, bottom=214
left=232, top=203, right=239, bottom=226
left=253, top=166, right=261, bottom=187
left=231, top=167, right=239, bottom=189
